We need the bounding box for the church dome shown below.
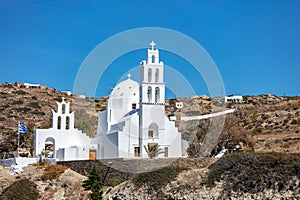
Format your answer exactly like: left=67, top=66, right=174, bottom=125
left=110, top=74, right=139, bottom=98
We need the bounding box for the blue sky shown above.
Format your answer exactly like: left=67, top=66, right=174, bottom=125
left=0, top=1, right=299, bottom=98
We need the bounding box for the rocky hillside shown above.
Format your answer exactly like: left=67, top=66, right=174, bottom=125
left=0, top=82, right=299, bottom=158
left=1, top=153, right=299, bottom=199
left=0, top=82, right=107, bottom=157
left=0, top=164, right=90, bottom=199
left=104, top=152, right=300, bottom=199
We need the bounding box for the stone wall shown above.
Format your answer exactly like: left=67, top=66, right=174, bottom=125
left=58, top=158, right=178, bottom=186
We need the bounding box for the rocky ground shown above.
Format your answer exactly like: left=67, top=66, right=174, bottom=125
left=0, top=164, right=90, bottom=200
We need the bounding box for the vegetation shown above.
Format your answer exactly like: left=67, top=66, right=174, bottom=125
left=0, top=178, right=39, bottom=200
left=133, top=166, right=187, bottom=190
left=144, top=143, right=163, bottom=159
left=13, top=90, right=27, bottom=95
left=12, top=99, right=24, bottom=105
left=82, top=165, right=103, bottom=200
left=109, top=177, right=121, bottom=187
left=28, top=101, right=41, bottom=108
left=203, top=152, right=300, bottom=194
left=41, top=164, right=68, bottom=180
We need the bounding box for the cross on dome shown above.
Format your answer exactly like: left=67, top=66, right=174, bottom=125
left=127, top=73, right=132, bottom=79
left=150, top=41, right=156, bottom=50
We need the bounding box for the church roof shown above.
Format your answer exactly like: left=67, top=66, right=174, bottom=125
left=110, top=74, right=139, bottom=98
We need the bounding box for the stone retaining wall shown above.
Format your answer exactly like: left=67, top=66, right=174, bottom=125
left=58, top=158, right=178, bottom=186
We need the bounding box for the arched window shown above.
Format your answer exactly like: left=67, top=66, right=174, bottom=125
left=147, top=86, right=152, bottom=102
left=152, top=55, right=155, bottom=63
left=57, top=116, right=61, bottom=129
left=155, top=69, right=159, bottom=83
left=155, top=87, right=160, bottom=103
left=148, top=123, right=159, bottom=138
left=62, top=104, right=65, bottom=114
left=148, top=68, right=152, bottom=82
left=66, top=116, right=70, bottom=130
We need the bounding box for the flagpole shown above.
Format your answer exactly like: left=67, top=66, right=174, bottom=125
left=17, top=122, right=20, bottom=157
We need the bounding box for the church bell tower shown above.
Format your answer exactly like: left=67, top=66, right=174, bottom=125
left=139, top=41, right=166, bottom=158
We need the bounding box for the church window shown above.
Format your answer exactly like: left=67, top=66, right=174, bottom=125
left=132, top=103, right=136, bottom=110
left=148, top=68, right=152, bottom=82
left=57, top=116, right=61, bottom=129
left=134, top=147, right=140, bottom=157
left=66, top=116, right=70, bottom=130
left=155, top=87, right=160, bottom=103
left=147, top=86, right=152, bottom=102
left=148, top=123, right=158, bottom=138
left=62, top=104, right=65, bottom=114
left=148, top=130, right=154, bottom=138
left=164, top=147, right=168, bottom=157
left=152, top=55, right=155, bottom=63
left=155, top=69, right=159, bottom=82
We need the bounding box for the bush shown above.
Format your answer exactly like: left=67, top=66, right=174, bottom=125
left=0, top=178, right=39, bottom=200
left=109, top=177, right=121, bottom=187
left=28, top=102, right=41, bottom=109
left=133, top=166, right=187, bottom=190
left=82, top=165, right=103, bottom=200
left=41, top=164, right=68, bottom=180
left=13, top=90, right=27, bottom=95
left=203, top=152, right=300, bottom=194
left=12, top=100, right=24, bottom=105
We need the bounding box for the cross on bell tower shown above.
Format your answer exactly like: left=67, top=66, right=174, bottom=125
left=150, top=41, right=156, bottom=50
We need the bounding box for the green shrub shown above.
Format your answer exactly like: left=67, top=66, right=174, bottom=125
left=31, top=110, right=45, bottom=115
left=252, top=127, right=263, bottom=135
left=16, top=107, right=31, bottom=112
left=82, top=165, right=103, bottom=200
left=12, top=99, right=24, bottom=105
left=133, top=166, right=187, bottom=190
left=109, top=177, right=121, bottom=187
left=28, top=102, right=41, bottom=108
left=53, top=97, right=62, bottom=102
left=13, top=90, right=27, bottom=95
left=0, top=117, right=5, bottom=121
left=185, top=111, right=201, bottom=116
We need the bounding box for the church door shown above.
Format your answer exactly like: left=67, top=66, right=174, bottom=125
left=89, top=150, right=96, bottom=160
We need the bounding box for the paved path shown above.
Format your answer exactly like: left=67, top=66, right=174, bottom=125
left=181, top=109, right=236, bottom=121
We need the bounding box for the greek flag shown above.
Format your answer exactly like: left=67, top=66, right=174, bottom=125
left=18, top=122, right=28, bottom=134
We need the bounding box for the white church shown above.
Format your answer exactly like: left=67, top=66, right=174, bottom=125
left=34, top=41, right=183, bottom=161
left=92, top=41, right=182, bottom=159
left=34, top=98, right=97, bottom=161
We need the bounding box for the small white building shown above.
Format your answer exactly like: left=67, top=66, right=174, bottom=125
left=92, top=41, right=183, bottom=159
left=34, top=98, right=96, bottom=161
left=224, top=95, right=243, bottom=103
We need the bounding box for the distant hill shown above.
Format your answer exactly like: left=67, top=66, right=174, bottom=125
left=0, top=82, right=299, bottom=157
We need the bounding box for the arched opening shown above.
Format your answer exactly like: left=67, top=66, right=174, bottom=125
left=148, top=123, right=158, bottom=138
left=148, top=68, right=152, bottom=82
left=155, top=69, right=159, bottom=83
left=147, top=86, right=152, bottom=102
left=62, top=104, right=65, bottom=114
left=155, top=87, right=160, bottom=103
left=57, top=116, right=61, bottom=129
left=152, top=55, right=155, bottom=63
left=45, top=137, right=55, bottom=158
left=66, top=116, right=70, bottom=130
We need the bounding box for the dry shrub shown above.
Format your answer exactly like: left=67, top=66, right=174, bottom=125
left=41, top=164, right=68, bottom=180
left=0, top=178, right=39, bottom=200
